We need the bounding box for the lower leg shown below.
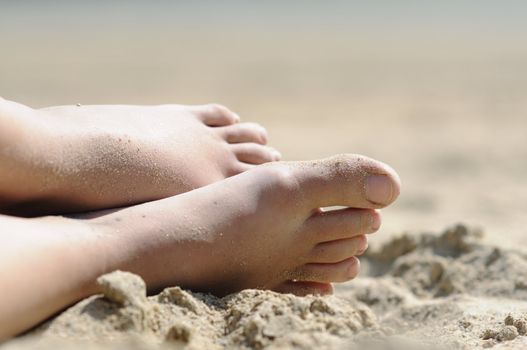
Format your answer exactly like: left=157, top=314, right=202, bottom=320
left=0, top=214, right=114, bottom=340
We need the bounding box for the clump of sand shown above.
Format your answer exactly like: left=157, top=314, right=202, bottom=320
left=340, top=224, right=527, bottom=349
left=8, top=273, right=375, bottom=350
left=3, top=224, right=527, bottom=349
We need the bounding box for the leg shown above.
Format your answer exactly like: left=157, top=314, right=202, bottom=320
left=0, top=154, right=400, bottom=340
left=0, top=215, right=108, bottom=340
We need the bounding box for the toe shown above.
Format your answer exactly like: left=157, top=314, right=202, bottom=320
left=225, top=162, right=255, bottom=177
left=194, top=103, right=240, bottom=126
left=293, top=154, right=401, bottom=209
left=273, top=281, right=333, bottom=296
left=217, top=122, right=268, bottom=145
left=304, top=208, right=381, bottom=243
left=310, top=236, right=368, bottom=264
left=293, top=257, right=360, bottom=283
left=231, top=143, right=281, bottom=164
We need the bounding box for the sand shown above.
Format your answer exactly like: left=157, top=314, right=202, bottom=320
left=2, top=3, right=527, bottom=349
left=3, top=224, right=527, bottom=350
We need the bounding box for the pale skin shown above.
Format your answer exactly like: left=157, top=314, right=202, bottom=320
left=0, top=97, right=401, bottom=341
left=0, top=98, right=280, bottom=216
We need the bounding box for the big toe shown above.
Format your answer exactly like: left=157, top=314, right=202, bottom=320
left=291, top=154, right=401, bottom=209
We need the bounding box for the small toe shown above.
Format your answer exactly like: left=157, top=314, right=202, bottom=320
left=273, top=281, right=333, bottom=296
left=304, top=208, right=381, bottom=243
left=195, top=103, right=240, bottom=126
left=310, top=236, right=368, bottom=264
left=231, top=143, right=281, bottom=164
left=217, top=122, right=268, bottom=145
left=293, top=257, right=360, bottom=283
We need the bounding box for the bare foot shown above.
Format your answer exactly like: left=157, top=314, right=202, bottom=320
left=0, top=154, right=399, bottom=338
left=1, top=101, right=280, bottom=215
left=89, top=154, right=401, bottom=296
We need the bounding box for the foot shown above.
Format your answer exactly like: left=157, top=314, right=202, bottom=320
left=90, top=154, right=401, bottom=296
left=2, top=102, right=280, bottom=215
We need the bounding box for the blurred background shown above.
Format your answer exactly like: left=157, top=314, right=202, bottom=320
left=1, top=1, right=526, bottom=246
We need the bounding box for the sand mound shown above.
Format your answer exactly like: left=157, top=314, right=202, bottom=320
left=8, top=273, right=374, bottom=350
left=339, top=224, right=527, bottom=349
left=4, top=224, right=527, bottom=349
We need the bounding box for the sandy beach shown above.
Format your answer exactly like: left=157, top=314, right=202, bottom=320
left=4, top=224, right=527, bottom=349
left=1, top=1, right=527, bottom=348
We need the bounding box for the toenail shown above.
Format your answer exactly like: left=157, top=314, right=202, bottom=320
left=233, top=113, right=241, bottom=123
left=365, top=175, right=393, bottom=205
left=273, top=151, right=282, bottom=161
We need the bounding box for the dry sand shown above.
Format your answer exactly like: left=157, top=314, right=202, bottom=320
left=3, top=224, right=527, bottom=350
left=2, top=3, right=527, bottom=349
